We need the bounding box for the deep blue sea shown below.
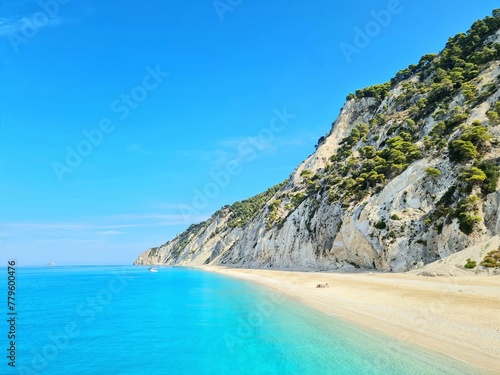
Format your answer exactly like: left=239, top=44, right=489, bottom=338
left=4, top=266, right=484, bottom=375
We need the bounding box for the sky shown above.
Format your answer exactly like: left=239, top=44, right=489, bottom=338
left=0, top=0, right=498, bottom=266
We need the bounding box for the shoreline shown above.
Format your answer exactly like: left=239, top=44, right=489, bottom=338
left=200, top=266, right=500, bottom=374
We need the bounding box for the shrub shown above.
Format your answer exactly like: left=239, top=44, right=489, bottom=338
left=378, top=135, right=421, bottom=172
left=226, top=182, right=286, bottom=228
left=359, top=146, right=377, bottom=159
left=408, top=98, right=430, bottom=120
left=459, top=213, right=482, bottom=234
left=478, top=161, right=500, bottom=194
left=463, top=82, right=478, bottom=101
left=375, top=220, right=387, bottom=230
left=446, top=113, right=468, bottom=130
left=428, top=78, right=454, bottom=104
left=449, top=140, right=479, bottom=162
left=266, top=200, right=282, bottom=228
left=430, top=122, right=445, bottom=137
left=481, top=248, right=500, bottom=268
left=487, top=110, right=499, bottom=124
left=291, top=192, right=307, bottom=207
left=269, top=200, right=281, bottom=210
left=354, top=82, right=391, bottom=101
left=459, top=167, right=487, bottom=184
left=460, top=124, right=492, bottom=147
left=425, top=122, right=446, bottom=149
left=391, top=214, right=401, bottom=220
left=464, top=258, right=477, bottom=269
left=432, top=109, right=447, bottom=121
left=439, top=185, right=457, bottom=207
left=404, top=118, right=418, bottom=133
left=425, top=167, right=441, bottom=177
left=317, top=136, right=326, bottom=146
left=300, top=169, right=314, bottom=179
left=481, top=82, right=497, bottom=96
left=456, top=195, right=481, bottom=234
left=340, top=123, right=370, bottom=148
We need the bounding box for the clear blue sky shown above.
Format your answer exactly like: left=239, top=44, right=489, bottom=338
left=0, top=0, right=498, bottom=265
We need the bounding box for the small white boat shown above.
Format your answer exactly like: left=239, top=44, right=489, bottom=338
left=148, top=267, right=158, bottom=272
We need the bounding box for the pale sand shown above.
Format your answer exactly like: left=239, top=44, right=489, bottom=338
left=201, top=266, right=500, bottom=373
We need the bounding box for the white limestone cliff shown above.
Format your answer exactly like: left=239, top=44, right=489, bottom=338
left=135, top=20, right=500, bottom=272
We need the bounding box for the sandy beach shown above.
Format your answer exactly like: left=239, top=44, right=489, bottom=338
left=202, top=266, right=500, bottom=373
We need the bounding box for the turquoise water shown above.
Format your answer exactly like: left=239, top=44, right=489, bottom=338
left=6, top=266, right=483, bottom=375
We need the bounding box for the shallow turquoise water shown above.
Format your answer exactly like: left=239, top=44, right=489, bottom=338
left=6, top=266, right=483, bottom=374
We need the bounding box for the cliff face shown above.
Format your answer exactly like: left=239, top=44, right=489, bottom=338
left=135, top=12, right=500, bottom=272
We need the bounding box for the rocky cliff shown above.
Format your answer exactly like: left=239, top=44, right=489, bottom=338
left=135, top=11, right=500, bottom=272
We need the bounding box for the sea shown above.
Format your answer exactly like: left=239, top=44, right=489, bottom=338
left=4, top=265, right=485, bottom=375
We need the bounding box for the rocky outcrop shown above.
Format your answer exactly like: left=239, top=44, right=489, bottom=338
left=135, top=11, right=500, bottom=272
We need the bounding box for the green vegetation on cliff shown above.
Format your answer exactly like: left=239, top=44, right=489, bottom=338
left=143, top=10, right=500, bottom=267
left=226, top=181, right=286, bottom=228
